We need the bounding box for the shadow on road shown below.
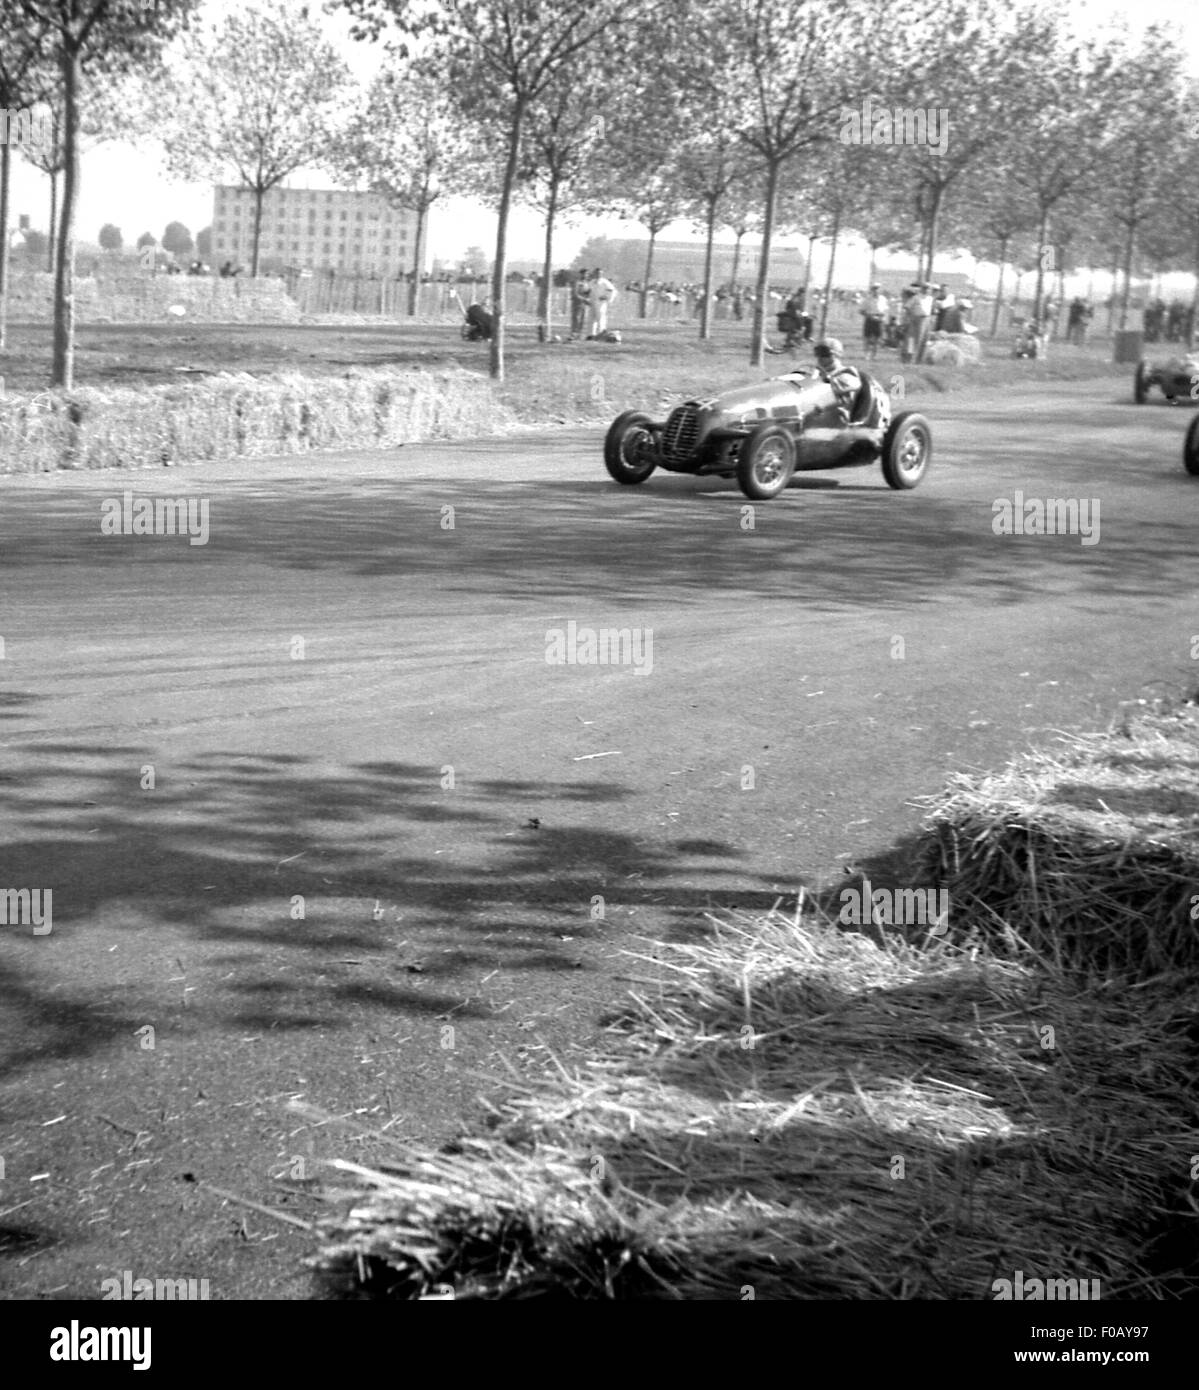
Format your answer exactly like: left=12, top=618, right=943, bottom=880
left=0, top=744, right=793, bottom=1083
left=3, top=471, right=1193, bottom=614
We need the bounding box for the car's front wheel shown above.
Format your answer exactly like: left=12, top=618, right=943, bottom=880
left=1185, top=416, right=1199, bottom=475
left=1134, top=361, right=1149, bottom=404
left=881, top=411, right=931, bottom=490
left=737, top=423, right=796, bottom=500
left=603, top=411, right=658, bottom=485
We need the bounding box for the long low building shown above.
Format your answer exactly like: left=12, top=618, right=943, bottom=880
left=210, top=185, right=428, bottom=276
left=579, top=237, right=811, bottom=288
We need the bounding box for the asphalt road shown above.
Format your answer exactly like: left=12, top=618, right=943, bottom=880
left=0, top=376, right=1195, bottom=1298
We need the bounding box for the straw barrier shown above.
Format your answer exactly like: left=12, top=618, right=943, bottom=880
left=305, top=708, right=1199, bottom=1299
left=0, top=367, right=509, bottom=472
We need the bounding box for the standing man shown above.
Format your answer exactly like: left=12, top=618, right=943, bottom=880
left=1066, top=296, right=1090, bottom=346
left=780, top=287, right=806, bottom=352
left=588, top=267, right=617, bottom=337
left=571, top=269, right=591, bottom=339
left=903, top=284, right=931, bottom=363
left=861, top=283, right=888, bottom=360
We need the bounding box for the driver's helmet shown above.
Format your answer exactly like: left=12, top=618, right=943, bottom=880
left=814, top=338, right=843, bottom=364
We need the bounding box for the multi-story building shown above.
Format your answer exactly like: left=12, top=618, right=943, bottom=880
left=210, top=185, right=425, bottom=275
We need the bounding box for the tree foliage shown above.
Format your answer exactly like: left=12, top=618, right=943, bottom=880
left=17, top=0, right=197, bottom=386
left=159, top=0, right=352, bottom=277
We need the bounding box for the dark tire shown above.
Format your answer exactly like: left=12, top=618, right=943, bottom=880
left=603, top=411, right=658, bottom=485
left=1134, top=360, right=1149, bottom=404
left=1185, top=416, right=1199, bottom=475
left=737, top=423, right=796, bottom=500
left=881, top=411, right=931, bottom=490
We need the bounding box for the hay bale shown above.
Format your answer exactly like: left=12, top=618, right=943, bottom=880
left=0, top=391, right=72, bottom=472
left=303, top=704, right=1199, bottom=1301
left=66, top=385, right=174, bottom=469
left=913, top=706, right=1199, bottom=980
left=307, top=887, right=1198, bottom=1299
left=0, top=367, right=514, bottom=472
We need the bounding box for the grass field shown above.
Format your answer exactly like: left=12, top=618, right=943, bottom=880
left=0, top=317, right=1130, bottom=432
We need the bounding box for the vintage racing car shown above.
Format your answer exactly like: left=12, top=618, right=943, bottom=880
left=603, top=368, right=931, bottom=500
left=1185, top=416, right=1199, bottom=474
left=1133, top=352, right=1199, bottom=404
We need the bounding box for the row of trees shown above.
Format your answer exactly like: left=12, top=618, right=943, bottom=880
left=1, top=0, right=1197, bottom=386
left=328, top=0, right=1199, bottom=376
left=96, top=222, right=212, bottom=258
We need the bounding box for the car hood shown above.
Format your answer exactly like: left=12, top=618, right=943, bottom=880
left=692, top=374, right=832, bottom=424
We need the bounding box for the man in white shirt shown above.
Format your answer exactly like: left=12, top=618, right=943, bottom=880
left=588, top=269, right=617, bottom=337
left=861, top=284, right=888, bottom=360
left=906, top=283, right=933, bottom=363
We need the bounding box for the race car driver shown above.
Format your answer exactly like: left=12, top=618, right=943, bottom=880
left=813, top=338, right=862, bottom=425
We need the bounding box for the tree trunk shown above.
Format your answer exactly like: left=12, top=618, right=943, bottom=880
left=1106, top=247, right=1119, bottom=332
left=730, top=228, right=744, bottom=290
left=866, top=241, right=877, bottom=289
left=408, top=202, right=427, bottom=316
left=489, top=98, right=525, bottom=382
left=924, top=184, right=942, bottom=285
left=640, top=228, right=657, bottom=319
left=251, top=186, right=265, bottom=278
left=538, top=176, right=559, bottom=343
left=51, top=46, right=81, bottom=390
left=750, top=160, right=780, bottom=368
left=804, top=233, right=815, bottom=295
left=700, top=196, right=717, bottom=340
left=819, top=204, right=841, bottom=339
left=1189, top=221, right=1199, bottom=351
left=1118, top=219, right=1135, bottom=332
left=990, top=236, right=1008, bottom=340
left=48, top=168, right=58, bottom=274
left=1032, top=206, right=1049, bottom=327
left=0, top=140, right=11, bottom=352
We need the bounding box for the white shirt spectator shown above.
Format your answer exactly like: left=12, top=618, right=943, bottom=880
left=588, top=274, right=617, bottom=334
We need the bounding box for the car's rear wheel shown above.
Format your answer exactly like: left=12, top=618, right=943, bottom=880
left=1185, top=416, right=1199, bottom=475
left=603, top=411, right=658, bottom=485
left=737, top=423, right=796, bottom=500
left=1134, top=361, right=1149, bottom=404
left=881, top=411, right=931, bottom=490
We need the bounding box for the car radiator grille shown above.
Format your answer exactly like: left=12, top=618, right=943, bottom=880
left=661, top=404, right=699, bottom=460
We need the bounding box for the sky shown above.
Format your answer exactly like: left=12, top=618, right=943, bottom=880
left=5, top=0, right=1199, bottom=283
